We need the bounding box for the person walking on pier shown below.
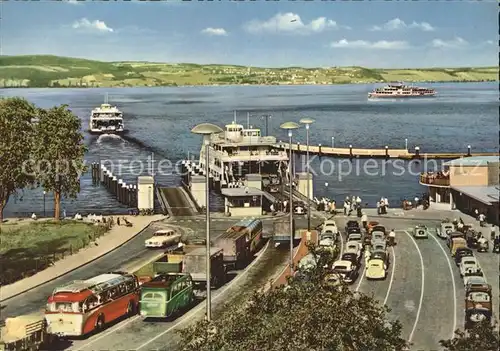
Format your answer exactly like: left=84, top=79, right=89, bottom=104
left=343, top=200, right=349, bottom=216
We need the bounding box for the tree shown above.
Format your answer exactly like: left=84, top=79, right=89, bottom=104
left=440, top=322, right=499, bottom=351
left=0, top=97, right=38, bottom=222
left=178, top=244, right=409, bottom=351
left=33, top=105, right=87, bottom=220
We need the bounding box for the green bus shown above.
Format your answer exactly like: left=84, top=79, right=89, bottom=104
left=139, top=273, right=195, bottom=319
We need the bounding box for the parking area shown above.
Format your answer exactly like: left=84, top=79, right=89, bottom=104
left=330, top=213, right=499, bottom=351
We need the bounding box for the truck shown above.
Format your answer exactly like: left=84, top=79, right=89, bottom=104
left=0, top=313, right=57, bottom=351
left=182, top=247, right=226, bottom=289
left=214, top=228, right=250, bottom=271
left=273, top=218, right=296, bottom=245
left=134, top=254, right=183, bottom=285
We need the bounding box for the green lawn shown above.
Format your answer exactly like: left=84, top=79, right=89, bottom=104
left=0, top=220, right=109, bottom=285
left=0, top=55, right=497, bottom=88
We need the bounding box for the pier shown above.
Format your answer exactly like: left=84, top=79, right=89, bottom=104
left=274, top=143, right=499, bottom=160
left=90, top=162, right=138, bottom=208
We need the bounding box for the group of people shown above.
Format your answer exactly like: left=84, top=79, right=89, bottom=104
left=316, top=198, right=336, bottom=214
left=376, top=197, right=389, bottom=215
left=343, top=196, right=363, bottom=216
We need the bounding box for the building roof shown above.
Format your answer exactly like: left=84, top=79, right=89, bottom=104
left=221, top=187, right=263, bottom=197
left=444, top=156, right=499, bottom=167
left=451, top=185, right=500, bottom=205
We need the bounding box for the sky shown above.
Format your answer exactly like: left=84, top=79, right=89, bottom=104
left=1, top=0, right=497, bottom=68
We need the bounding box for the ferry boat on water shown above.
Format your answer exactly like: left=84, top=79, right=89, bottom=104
left=88, top=95, right=126, bottom=135
left=368, top=83, right=436, bottom=99
left=198, top=118, right=289, bottom=191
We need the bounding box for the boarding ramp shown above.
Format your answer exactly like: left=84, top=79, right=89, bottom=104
left=157, top=187, right=197, bottom=217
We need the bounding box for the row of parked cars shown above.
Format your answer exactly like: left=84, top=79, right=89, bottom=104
left=313, top=219, right=391, bottom=284
left=436, top=221, right=493, bottom=329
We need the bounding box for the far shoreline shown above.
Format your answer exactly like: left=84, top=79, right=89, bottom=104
left=1, top=79, right=497, bottom=89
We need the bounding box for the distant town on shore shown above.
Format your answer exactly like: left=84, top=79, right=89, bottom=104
left=0, top=55, right=497, bottom=88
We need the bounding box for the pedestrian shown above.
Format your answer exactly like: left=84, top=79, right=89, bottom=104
left=283, top=200, right=288, bottom=213
left=344, top=201, right=349, bottom=215
left=376, top=201, right=381, bottom=215
left=479, top=213, right=486, bottom=227
left=361, top=212, right=368, bottom=230
left=117, top=217, right=121, bottom=226
left=63, top=208, right=66, bottom=219
left=270, top=203, right=275, bottom=214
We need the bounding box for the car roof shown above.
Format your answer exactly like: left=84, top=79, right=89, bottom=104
left=462, top=257, right=478, bottom=263
left=369, top=259, right=383, bottom=265
left=324, top=220, right=337, bottom=226
left=346, top=240, right=359, bottom=246
left=372, top=231, right=385, bottom=236
left=348, top=233, right=362, bottom=237
left=333, top=260, right=352, bottom=267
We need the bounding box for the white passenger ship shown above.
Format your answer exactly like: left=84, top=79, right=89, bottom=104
left=198, top=120, right=289, bottom=190
left=88, top=95, right=126, bottom=135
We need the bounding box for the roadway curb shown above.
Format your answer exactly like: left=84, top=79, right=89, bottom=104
left=0, top=216, right=166, bottom=303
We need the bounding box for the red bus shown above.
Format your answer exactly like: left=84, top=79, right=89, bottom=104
left=45, top=272, right=139, bottom=337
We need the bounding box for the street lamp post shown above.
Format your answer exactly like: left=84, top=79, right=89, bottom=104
left=191, top=123, right=224, bottom=322
left=299, top=118, right=315, bottom=232
left=280, top=121, right=300, bottom=276
left=43, top=191, right=46, bottom=217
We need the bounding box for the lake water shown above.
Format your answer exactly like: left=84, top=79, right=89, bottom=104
left=1, top=82, right=498, bottom=217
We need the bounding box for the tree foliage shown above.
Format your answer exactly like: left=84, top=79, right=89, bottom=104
left=440, top=322, right=499, bottom=351
left=178, top=244, right=409, bottom=351
left=0, top=97, right=38, bottom=221
left=33, top=105, right=87, bottom=220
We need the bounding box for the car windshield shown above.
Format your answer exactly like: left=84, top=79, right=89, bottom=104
left=374, top=245, right=384, bottom=251
left=154, top=231, right=170, bottom=236
left=334, top=265, right=348, bottom=271
left=369, top=263, right=381, bottom=268
left=347, top=244, right=357, bottom=250
left=468, top=292, right=490, bottom=302
left=321, top=234, right=334, bottom=240
left=463, top=260, right=476, bottom=265
left=349, top=235, right=361, bottom=240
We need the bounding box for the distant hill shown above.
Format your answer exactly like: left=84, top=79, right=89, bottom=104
left=0, top=55, right=497, bottom=88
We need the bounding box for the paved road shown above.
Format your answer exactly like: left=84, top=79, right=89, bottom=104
left=67, top=241, right=289, bottom=351
left=1, top=217, right=279, bottom=319
left=333, top=214, right=499, bottom=351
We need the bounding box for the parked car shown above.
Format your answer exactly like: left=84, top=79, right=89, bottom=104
left=413, top=225, right=429, bottom=239
left=346, top=226, right=362, bottom=236
left=437, top=221, right=455, bottom=239
left=365, top=258, right=387, bottom=280
left=145, top=229, right=181, bottom=248
left=344, top=242, right=362, bottom=261
left=331, top=260, right=359, bottom=284
left=321, top=220, right=338, bottom=235
left=459, top=257, right=480, bottom=277
left=371, top=240, right=387, bottom=254
left=341, top=251, right=360, bottom=266
left=454, top=247, right=474, bottom=266
left=319, top=233, right=336, bottom=248
left=463, top=269, right=484, bottom=286
left=371, top=231, right=385, bottom=245
left=345, top=220, right=360, bottom=234
left=347, top=233, right=363, bottom=243
left=447, top=231, right=465, bottom=248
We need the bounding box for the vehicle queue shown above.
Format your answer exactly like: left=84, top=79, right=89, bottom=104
left=434, top=219, right=495, bottom=330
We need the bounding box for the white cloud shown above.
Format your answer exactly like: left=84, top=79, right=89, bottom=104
left=330, top=39, right=409, bottom=50
left=370, top=18, right=434, bottom=31
left=485, top=40, right=494, bottom=45
left=72, top=18, right=114, bottom=33
left=431, top=37, right=468, bottom=48
left=201, top=27, right=228, bottom=36
left=66, top=0, right=82, bottom=5
left=244, top=12, right=349, bottom=34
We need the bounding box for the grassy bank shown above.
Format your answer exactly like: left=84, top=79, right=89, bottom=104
left=0, top=55, right=497, bottom=88
left=0, top=220, right=109, bottom=285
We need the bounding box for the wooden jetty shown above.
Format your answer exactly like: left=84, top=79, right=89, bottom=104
left=274, top=143, right=499, bottom=160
